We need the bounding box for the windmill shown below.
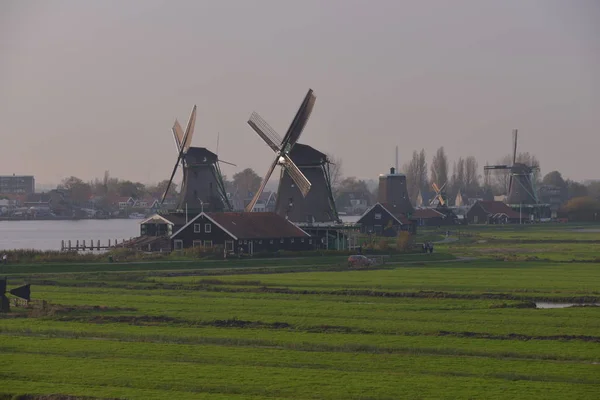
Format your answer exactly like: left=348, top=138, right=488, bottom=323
left=161, top=105, right=234, bottom=213
left=429, top=181, right=448, bottom=207
left=484, top=130, right=539, bottom=206
left=1, top=277, right=31, bottom=313
left=245, top=89, right=339, bottom=223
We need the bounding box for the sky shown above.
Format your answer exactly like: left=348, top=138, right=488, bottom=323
left=1, top=0, right=599, bottom=188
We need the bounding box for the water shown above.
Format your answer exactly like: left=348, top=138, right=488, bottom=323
left=0, top=219, right=141, bottom=251
left=0, top=215, right=362, bottom=251
left=535, top=302, right=598, bottom=309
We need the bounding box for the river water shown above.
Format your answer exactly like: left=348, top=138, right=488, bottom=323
left=0, top=216, right=361, bottom=251
left=0, top=219, right=141, bottom=251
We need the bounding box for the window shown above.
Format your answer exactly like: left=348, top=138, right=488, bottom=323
left=194, top=223, right=201, bottom=233
left=301, top=238, right=304, bottom=243
left=374, top=213, right=382, bottom=220
left=192, top=240, right=202, bottom=248
left=204, top=240, right=213, bottom=248
left=239, top=240, right=242, bottom=244
left=258, top=240, right=262, bottom=244
left=309, top=239, right=312, bottom=244
left=205, top=223, right=211, bottom=233
left=291, top=238, right=294, bottom=243
left=225, top=240, right=234, bottom=251
left=474, top=215, right=479, bottom=224
left=280, top=238, right=284, bottom=244
left=174, top=240, right=183, bottom=250
left=244, top=240, right=247, bottom=244
left=269, top=240, right=273, bottom=244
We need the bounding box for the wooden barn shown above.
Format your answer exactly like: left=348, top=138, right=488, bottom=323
left=357, top=203, right=414, bottom=236
left=170, top=212, right=313, bottom=254
left=466, top=200, right=529, bottom=224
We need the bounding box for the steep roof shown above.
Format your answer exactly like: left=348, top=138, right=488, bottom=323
left=358, top=203, right=404, bottom=225
left=172, top=212, right=310, bottom=240
left=141, top=212, right=189, bottom=226
left=474, top=201, right=524, bottom=219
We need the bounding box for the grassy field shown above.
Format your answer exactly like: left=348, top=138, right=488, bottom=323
left=1, top=224, right=600, bottom=399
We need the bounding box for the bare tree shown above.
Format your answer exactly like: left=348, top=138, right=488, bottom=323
left=326, top=153, right=343, bottom=196
left=430, top=147, right=449, bottom=187
left=403, top=149, right=428, bottom=203
left=464, top=156, right=479, bottom=194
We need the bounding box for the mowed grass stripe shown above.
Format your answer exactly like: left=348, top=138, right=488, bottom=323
left=2, top=321, right=599, bottom=361
left=2, top=352, right=599, bottom=400
left=1, top=337, right=598, bottom=384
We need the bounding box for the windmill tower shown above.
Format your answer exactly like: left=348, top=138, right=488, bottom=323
left=161, top=105, right=234, bottom=214
left=245, top=89, right=339, bottom=223
left=484, top=130, right=539, bottom=206
left=378, top=167, right=414, bottom=216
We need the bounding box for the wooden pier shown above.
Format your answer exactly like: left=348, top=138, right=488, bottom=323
left=60, top=238, right=133, bottom=251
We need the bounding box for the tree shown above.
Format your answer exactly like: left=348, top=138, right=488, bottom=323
left=59, top=176, right=92, bottom=204
left=566, top=180, right=588, bottom=200
left=326, top=153, right=343, bottom=197
left=586, top=181, right=600, bottom=200
left=403, top=149, right=427, bottom=203
left=233, top=168, right=262, bottom=197
left=147, top=179, right=178, bottom=199
left=464, top=156, right=479, bottom=195
left=117, top=180, right=146, bottom=199
left=542, top=171, right=566, bottom=188
left=430, top=147, right=449, bottom=187
left=562, top=196, right=600, bottom=222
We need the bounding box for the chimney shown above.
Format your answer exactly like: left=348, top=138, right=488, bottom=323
left=390, top=167, right=395, bottom=174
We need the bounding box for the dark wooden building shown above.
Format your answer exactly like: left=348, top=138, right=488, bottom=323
left=466, top=200, right=529, bottom=224
left=170, top=212, right=312, bottom=254
left=411, top=208, right=459, bottom=227
left=357, top=203, right=414, bottom=236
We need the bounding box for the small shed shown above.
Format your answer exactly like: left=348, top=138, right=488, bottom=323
left=357, top=203, right=411, bottom=236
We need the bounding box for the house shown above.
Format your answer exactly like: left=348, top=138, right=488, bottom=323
left=466, top=200, right=529, bottom=224
left=411, top=208, right=450, bottom=227
left=336, top=191, right=371, bottom=215
left=357, top=203, right=413, bottom=236
left=249, top=191, right=277, bottom=212
left=172, top=212, right=313, bottom=254
left=114, top=197, right=136, bottom=210
left=139, top=211, right=313, bottom=254
left=133, top=198, right=161, bottom=213
left=538, top=185, right=563, bottom=219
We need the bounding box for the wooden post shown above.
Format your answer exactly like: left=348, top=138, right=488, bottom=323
left=76, top=240, right=79, bottom=250
left=108, top=239, right=111, bottom=248
left=97, top=240, right=100, bottom=250
left=68, top=240, right=72, bottom=250
left=83, top=240, right=86, bottom=250
left=61, top=240, right=64, bottom=251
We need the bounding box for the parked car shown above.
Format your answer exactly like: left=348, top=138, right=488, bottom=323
left=348, top=255, right=373, bottom=267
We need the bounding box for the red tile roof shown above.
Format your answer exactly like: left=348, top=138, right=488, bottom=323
left=412, top=208, right=445, bottom=219
left=476, top=201, right=525, bottom=219
left=206, top=212, right=310, bottom=239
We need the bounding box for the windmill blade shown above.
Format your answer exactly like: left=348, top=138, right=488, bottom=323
left=439, top=181, right=448, bottom=191
left=512, top=129, right=518, bottom=165
left=248, top=112, right=283, bottom=152
left=484, top=165, right=510, bottom=170
left=282, top=154, right=311, bottom=197
left=172, top=119, right=184, bottom=152
left=245, top=157, right=279, bottom=212
left=218, top=159, right=237, bottom=167
left=280, top=89, right=316, bottom=150
left=181, top=105, right=197, bottom=152
left=508, top=174, right=513, bottom=196
left=432, top=182, right=440, bottom=193
left=161, top=157, right=181, bottom=204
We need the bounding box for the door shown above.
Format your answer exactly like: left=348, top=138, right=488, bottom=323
left=249, top=240, right=253, bottom=255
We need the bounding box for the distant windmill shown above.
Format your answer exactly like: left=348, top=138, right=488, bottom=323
left=161, top=106, right=234, bottom=213
left=484, top=130, right=539, bottom=205
left=429, top=181, right=448, bottom=207
left=245, top=89, right=339, bottom=223
left=0, top=277, right=31, bottom=313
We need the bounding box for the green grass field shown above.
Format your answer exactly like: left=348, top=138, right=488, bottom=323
left=1, top=224, right=600, bottom=399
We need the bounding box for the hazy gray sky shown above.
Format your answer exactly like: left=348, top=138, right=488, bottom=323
left=1, top=0, right=598, bottom=186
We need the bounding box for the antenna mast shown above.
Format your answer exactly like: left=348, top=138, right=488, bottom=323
left=395, top=146, right=399, bottom=172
